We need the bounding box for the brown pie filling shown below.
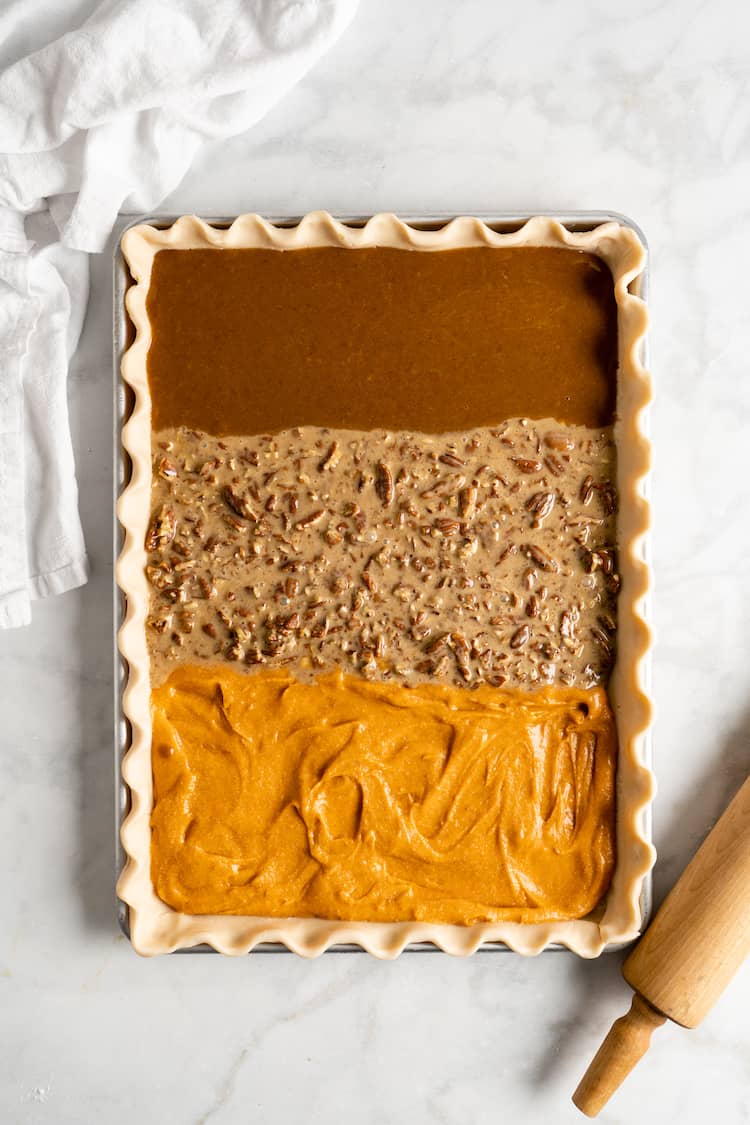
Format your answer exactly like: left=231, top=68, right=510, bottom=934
left=144, top=243, right=619, bottom=924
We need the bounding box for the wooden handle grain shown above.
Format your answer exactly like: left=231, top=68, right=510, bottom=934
left=572, top=993, right=666, bottom=1117
left=624, top=775, right=750, bottom=1027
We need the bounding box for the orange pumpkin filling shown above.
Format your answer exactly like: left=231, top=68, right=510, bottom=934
left=151, top=665, right=616, bottom=923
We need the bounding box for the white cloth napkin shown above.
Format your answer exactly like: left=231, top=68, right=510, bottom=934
left=0, top=0, right=358, bottom=627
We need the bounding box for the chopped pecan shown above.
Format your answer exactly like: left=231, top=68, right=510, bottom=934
left=145, top=506, right=176, bottom=551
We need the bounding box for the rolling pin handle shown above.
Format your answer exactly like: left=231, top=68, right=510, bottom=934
left=572, top=993, right=667, bottom=1118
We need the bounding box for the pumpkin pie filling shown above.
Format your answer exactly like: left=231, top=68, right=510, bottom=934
left=122, top=221, right=643, bottom=941
left=151, top=666, right=616, bottom=923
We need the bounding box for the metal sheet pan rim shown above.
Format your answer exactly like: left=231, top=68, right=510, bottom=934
left=113, top=209, right=653, bottom=954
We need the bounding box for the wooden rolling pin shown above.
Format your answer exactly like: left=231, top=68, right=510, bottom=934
left=573, top=775, right=750, bottom=1117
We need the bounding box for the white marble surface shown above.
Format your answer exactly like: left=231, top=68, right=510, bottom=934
left=2, top=1, right=750, bottom=1121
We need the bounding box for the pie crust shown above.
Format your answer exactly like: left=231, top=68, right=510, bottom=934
left=117, top=212, right=654, bottom=957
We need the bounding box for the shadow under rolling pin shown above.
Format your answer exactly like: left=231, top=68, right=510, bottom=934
left=573, top=774, right=750, bottom=1117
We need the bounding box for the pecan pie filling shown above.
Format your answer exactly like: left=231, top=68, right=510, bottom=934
left=143, top=243, right=620, bottom=924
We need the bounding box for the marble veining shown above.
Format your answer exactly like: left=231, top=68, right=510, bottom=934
left=1, top=0, right=750, bottom=1121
